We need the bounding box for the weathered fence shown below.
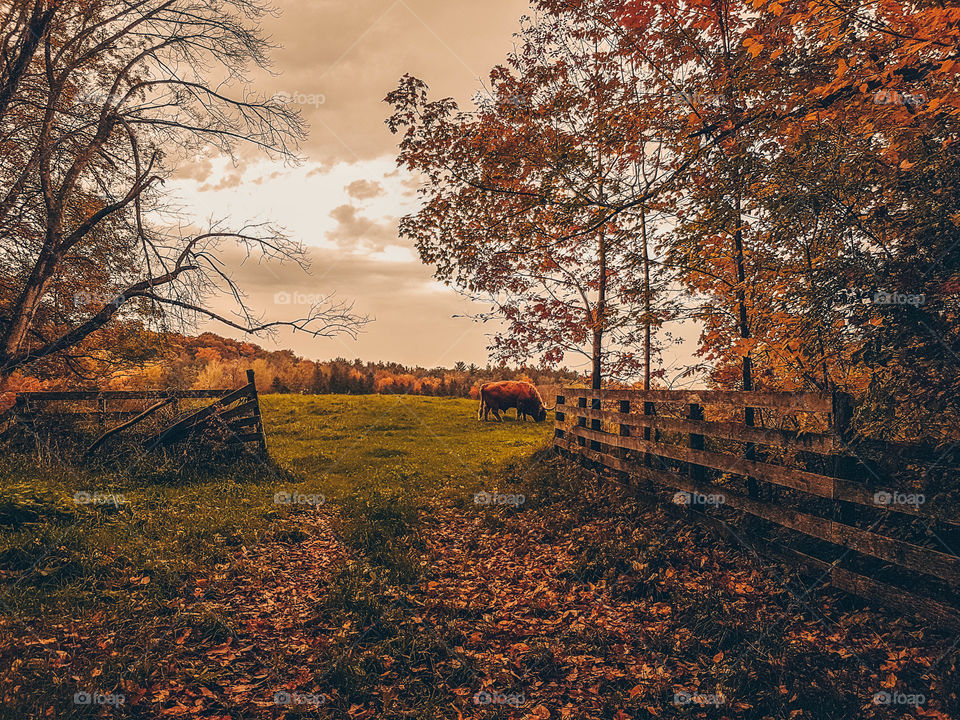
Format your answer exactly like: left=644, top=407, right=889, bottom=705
left=0, top=370, right=267, bottom=457
left=554, top=387, right=960, bottom=628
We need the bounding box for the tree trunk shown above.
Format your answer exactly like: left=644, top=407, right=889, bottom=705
left=640, top=208, right=651, bottom=391
left=733, top=190, right=751, bottom=395
left=733, top=186, right=759, bottom=499
left=592, top=225, right=606, bottom=390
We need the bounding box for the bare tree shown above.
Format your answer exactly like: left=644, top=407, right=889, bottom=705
left=0, top=0, right=366, bottom=378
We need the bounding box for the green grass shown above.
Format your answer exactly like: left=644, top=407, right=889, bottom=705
left=262, top=393, right=550, bottom=500
left=2, top=394, right=957, bottom=719
left=0, top=393, right=549, bottom=618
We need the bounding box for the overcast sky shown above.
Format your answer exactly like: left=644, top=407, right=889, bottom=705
left=168, top=0, right=698, bottom=378
left=168, top=0, right=537, bottom=369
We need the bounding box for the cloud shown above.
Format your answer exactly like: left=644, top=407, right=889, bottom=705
left=195, top=243, right=497, bottom=367
left=345, top=179, right=384, bottom=200
left=243, top=0, right=529, bottom=165
left=327, top=203, right=398, bottom=252
left=165, top=146, right=497, bottom=366
left=198, top=171, right=245, bottom=192
left=177, top=155, right=214, bottom=183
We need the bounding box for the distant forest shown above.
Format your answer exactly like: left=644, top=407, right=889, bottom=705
left=0, top=331, right=583, bottom=404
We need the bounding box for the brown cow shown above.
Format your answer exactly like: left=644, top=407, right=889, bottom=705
left=478, top=381, right=552, bottom=422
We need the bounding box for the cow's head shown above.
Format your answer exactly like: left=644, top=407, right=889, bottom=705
left=534, top=406, right=547, bottom=422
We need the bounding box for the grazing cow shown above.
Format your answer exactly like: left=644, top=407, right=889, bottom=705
left=478, top=381, right=552, bottom=422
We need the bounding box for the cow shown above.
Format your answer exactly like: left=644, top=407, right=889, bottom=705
left=478, top=381, right=553, bottom=422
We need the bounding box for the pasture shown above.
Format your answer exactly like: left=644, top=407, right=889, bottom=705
left=264, top=393, right=550, bottom=499
left=0, top=394, right=956, bottom=719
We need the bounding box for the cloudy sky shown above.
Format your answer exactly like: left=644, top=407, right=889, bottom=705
left=169, top=0, right=697, bottom=377
left=168, top=0, right=535, bottom=369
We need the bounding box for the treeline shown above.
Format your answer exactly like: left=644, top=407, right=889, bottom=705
left=0, top=332, right=581, bottom=403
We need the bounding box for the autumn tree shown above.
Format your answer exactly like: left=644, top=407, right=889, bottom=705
left=610, top=0, right=960, bottom=441
left=387, top=5, right=677, bottom=388
left=766, top=0, right=960, bottom=440
left=0, top=0, right=365, bottom=380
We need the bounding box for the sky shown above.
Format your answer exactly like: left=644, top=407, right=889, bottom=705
left=168, top=0, right=532, bottom=369
left=168, top=0, right=699, bottom=378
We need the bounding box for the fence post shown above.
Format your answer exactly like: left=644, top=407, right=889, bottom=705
left=832, top=391, right=855, bottom=525
left=643, top=400, right=654, bottom=468
left=97, top=395, right=107, bottom=433
left=554, top=395, right=566, bottom=455
left=590, top=394, right=602, bottom=452
left=618, top=398, right=631, bottom=485
left=577, top=396, right=587, bottom=449
left=744, top=402, right=759, bottom=499
left=688, top=402, right=705, bottom=482
left=553, top=395, right=567, bottom=456
left=246, top=370, right=268, bottom=456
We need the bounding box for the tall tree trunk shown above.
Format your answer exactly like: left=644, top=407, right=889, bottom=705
left=733, top=190, right=751, bottom=396
left=733, top=186, right=760, bottom=499
left=592, top=225, right=606, bottom=390
left=803, top=239, right=831, bottom=390
left=640, top=209, right=651, bottom=391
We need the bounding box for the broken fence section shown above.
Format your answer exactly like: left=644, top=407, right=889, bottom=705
left=0, top=370, right=267, bottom=458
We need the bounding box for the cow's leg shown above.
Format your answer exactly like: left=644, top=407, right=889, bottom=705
left=492, top=408, right=503, bottom=422
left=478, top=398, right=485, bottom=420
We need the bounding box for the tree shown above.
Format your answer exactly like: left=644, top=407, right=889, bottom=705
left=386, top=4, right=677, bottom=388
left=615, top=0, right=960, bottom=440
left=0, top=0, right=366, bottom=380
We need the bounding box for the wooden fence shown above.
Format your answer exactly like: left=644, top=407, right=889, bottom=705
left=554, top=388, right=960, bottom=628
left=0, top=370, right=267, bottom=456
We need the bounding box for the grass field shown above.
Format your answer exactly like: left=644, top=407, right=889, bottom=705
left=0, top=394, right=550, bottom=615
left=263, top=393, right=551, bottom=499
left=0, top=395, right=957, bottom=719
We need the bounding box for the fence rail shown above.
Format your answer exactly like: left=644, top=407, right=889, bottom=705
left=11, top=389, right=235, bottom=401
left=1, top=371, right=268, bottom=457
left=553, top=387, right=960, bottom=628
